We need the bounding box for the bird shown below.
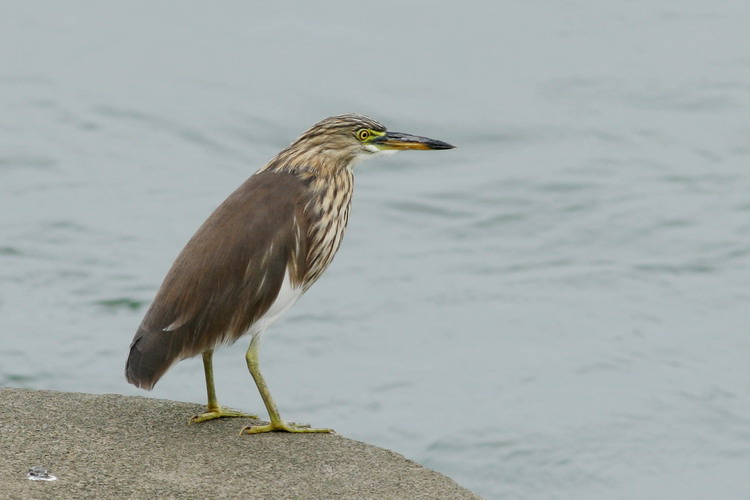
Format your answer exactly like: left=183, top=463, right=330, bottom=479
left=125, top=113, right=455, bottom=434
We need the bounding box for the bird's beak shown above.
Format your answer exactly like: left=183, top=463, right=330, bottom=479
left=374, top=131, right=455, bottom=151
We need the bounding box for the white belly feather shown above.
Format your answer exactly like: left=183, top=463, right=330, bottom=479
left=249, top=266, right=303, bottom=338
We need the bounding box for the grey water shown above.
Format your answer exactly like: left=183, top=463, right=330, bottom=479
left=2, top=1, right=750, bottom=498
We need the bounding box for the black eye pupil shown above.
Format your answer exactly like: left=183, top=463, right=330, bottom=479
left=359, top=130, right=369, bottom=140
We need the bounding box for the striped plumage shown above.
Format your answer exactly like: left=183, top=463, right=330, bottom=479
left=125, top=113, right=454, bottom=434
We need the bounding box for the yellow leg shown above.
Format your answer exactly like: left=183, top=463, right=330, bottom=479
left=189, top=349, right=258, bottom=424
left=240, top=335, right=332, bottom=435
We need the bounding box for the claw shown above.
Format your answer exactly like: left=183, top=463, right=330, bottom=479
left=240, top=421, right=333, bottom=435
left=189, top=407, right=259, bottom=425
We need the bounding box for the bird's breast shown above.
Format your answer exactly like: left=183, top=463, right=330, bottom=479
left=302, top=171, right=354, bottom=288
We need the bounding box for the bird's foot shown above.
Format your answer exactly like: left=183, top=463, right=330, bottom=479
left=240, top=420, right=334, bottom=435
left=189, top=407, right=259, bottom=425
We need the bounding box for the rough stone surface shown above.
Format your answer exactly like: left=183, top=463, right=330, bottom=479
left=0, top=388, right=482, bottom=499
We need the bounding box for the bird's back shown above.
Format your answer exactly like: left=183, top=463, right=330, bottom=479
left=126, top=171, right=322, bottom=389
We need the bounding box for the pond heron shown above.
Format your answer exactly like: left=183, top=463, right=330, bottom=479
left=125, top=113, right=455, bottom=434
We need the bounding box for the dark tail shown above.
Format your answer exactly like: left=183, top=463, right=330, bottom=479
left=125, top=325, right=179, bottom=390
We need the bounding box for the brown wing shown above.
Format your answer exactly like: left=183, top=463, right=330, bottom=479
left=125, top=171, right=311, bottom=389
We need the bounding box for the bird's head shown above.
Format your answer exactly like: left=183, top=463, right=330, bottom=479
left=267, top=113, right=455, bottom=174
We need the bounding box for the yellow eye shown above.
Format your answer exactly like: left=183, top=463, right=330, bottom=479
left=356, top=129, right=371, bottom=141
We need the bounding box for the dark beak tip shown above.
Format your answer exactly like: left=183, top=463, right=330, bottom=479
left=431, top=141, right=456, bottom=150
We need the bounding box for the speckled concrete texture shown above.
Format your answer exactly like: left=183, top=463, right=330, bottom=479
left=0, top=388, right=482, bottom=499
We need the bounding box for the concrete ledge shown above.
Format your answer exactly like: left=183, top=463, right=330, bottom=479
left=0, top=388, right=482, bottom=499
